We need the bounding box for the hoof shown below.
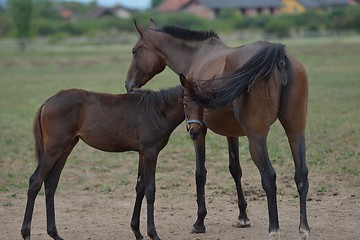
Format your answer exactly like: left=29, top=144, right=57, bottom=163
left=150, top=236, right=161, bottom=240
left=299, top=227, right=310, bottom=240
left=233, top=218, right=251, bottom=228
left=135, top=233, right=144, bottom=240
left=269, top=230, right=281, bottom=240
left=21, top=228, right=30, bottom=240
left=190, top=224, right=206, bottom=234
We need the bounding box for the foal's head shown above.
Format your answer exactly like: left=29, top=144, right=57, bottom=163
left=126, top=19, right=166, bottom=92
left=180, top=74, right=204, bottom=140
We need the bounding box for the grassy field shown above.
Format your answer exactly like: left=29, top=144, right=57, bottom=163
left=0, top=34, right=359, bottom=210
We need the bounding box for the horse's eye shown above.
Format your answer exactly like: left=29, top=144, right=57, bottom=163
left=132, top=48, right=136, bottom=55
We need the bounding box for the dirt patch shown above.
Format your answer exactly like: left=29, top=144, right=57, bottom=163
left=1, top=183, right=359, bottom=240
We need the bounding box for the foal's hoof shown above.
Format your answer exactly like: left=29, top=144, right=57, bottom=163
left=299, top=227, right=310, bottom=240
left=269, top=230, right=281, bottom=240
left=190, top=224, right=206, bottom=234
left=233, top=218, right=251, bottom=228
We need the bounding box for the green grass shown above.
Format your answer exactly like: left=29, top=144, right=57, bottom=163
left=0, top=35, right=359, bottom=201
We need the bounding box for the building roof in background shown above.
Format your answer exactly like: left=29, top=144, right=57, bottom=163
left=82, top=6, right=131, bottom=19
left=298, top=0, right=350, bottom=8
left=157, top=0, right=191, bottom=12
left=198, top=0, right=282, bottom=8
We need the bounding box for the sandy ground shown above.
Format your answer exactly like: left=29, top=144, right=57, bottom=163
left=1, top=185, right=359, bottom=240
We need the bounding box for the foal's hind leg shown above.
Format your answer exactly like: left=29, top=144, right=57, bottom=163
left=227, top=137, right=250, bottom=228
left=44, top=138, right=79, bottom=240
left=21, top=147, right=68, bottom=240
left=21, top=165, right=42, bottom=240
left=131, top=155, right=145, bottom=240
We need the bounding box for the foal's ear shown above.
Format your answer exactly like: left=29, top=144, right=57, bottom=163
left=134, top=19, right=144, bottom=36
left=179, top=73, right=188, bottom=88
left=148, top=18, right=156, bottom=30
left=180, top=74, right=195, bottom=94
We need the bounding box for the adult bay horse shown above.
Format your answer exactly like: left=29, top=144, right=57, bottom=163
left=125, top=20, right=310, bottom=240
left=21, top=86, right=184, bottom=240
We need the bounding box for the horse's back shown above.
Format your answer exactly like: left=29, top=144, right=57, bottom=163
left=224, top=41, right=272, bottom=72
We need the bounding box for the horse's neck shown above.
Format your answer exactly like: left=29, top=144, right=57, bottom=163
left=167, top=39, right=229, bottom=77
left=189, top=41, right=231, bottom=78
left=158, top=42, right=194, bottom=75
left=152, top=36, right=226, bottom=76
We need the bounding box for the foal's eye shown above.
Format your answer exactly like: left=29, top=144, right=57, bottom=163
left=132, top=48, right=136, bottom=55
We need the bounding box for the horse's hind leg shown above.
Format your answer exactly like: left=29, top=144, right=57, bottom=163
left=247, top=134, right=280, bottom=239
left=227, top=137, right=250, bottom=228
left=279, top=108, right=309, bottom=239
left=44, top=138, right=79, bottom=240
left=131, top=155, right=145, bottom=240
left=279, top=62, right=310, bottom=239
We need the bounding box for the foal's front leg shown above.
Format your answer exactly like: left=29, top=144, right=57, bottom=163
left=131, top=156, right=145, bottom=240
left=143, top=151, right=160, bottom=240
left=191, top=127, right=207, bottom=233
left=226, top=137, right=250, bottom=228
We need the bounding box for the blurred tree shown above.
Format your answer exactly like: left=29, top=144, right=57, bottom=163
left=151, top=0, right=161, bottom=8
left=8, top=0, right=33, bottom=50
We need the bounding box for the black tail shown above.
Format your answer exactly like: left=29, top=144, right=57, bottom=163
left=191, top=43, right=288, bottom=108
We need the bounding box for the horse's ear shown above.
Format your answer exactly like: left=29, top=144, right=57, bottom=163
left=148, top=18, right=156, bottom=30
left=134, top=19, right=144, bottom=36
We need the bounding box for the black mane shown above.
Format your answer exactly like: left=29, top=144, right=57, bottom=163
left=156, top=25, right=219, bottom=41
left=137, top=85, right=183, bottom=112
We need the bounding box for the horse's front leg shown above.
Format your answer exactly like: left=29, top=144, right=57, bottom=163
left=191, top=127, right=207, bottom=234
left=143, top=151, right=160, bottom=240
left=248, top=136, right=280, bottom=239
left=131, top=155, right=146, bottom=240
left=226, top=137, right=250, bottom=228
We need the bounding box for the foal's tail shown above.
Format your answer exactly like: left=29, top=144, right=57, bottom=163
left=191, top=43, right=288, bottom=108
left=33, top=103, right=46, bottom=164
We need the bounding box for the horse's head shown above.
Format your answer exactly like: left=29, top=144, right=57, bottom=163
left=180, top=74, right=204, bottom=140
left=125, top=19, right=166, bottom=92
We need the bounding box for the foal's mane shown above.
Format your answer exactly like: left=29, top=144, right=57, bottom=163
left=156, top=25, right=219, bottom=41
left=137, top=85, right=183, bottom=112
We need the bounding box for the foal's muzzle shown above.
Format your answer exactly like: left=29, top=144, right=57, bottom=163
left=186, top=119, right=203, bottom=132
left=186, top=119, right=203, bottom=140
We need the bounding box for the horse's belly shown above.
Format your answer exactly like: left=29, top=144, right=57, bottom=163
left=204, top=108, right=245, bottom=137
